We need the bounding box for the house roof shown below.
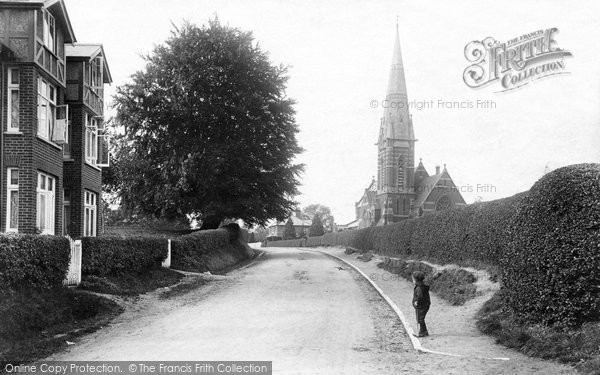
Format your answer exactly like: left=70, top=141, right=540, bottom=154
left=46, top=0, right=76, bottom=43
left=65, top=43, right=113, bottom=83
left=268, top=215, right=311, bottom=228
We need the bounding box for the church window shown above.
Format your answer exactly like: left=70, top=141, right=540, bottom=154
left=397, top=156, right=404, bottom=189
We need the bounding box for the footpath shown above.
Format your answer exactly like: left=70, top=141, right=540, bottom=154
left=315, top=246, right=575, bottom=374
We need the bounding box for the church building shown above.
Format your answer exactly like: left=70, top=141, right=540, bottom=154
left=355, top=26, right=466, bottom=229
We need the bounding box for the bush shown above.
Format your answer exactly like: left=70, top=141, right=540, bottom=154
left=501, top=164, right=600, bottom=328
left=378, top=257, right=477, bottom=305
left=0, top=234, right=70, bottom=291
left=476, top=290, right=600, bottom=372
left=170, top=228, right=249, bottom=273
left=81, top=237, right=168, bottom=276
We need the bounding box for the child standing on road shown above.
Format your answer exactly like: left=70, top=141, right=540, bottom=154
left=412, top=271, right=431, bottom=337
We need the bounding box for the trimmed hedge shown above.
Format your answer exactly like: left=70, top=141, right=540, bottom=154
left=171, top=228, right=250, bottom=273
left=502, top=164, right=600, bottom=327
left=270, top=193, right=522, bottom=273
left=0, top=234, right=70, bottom=291
left=81, top=237, right=168, bottom=276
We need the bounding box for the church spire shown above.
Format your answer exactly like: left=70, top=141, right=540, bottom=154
left=386, top=25, right=408, bottom=97
left=380, top=24, right=413, bottom=141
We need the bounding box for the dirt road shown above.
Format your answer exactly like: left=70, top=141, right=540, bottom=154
left=46, top=247, right=575, bottom=374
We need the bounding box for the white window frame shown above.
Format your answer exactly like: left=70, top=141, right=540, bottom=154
left=36, top=172, right=55, bottom=235
left=43, top=10, right=56, bottom=54
left=37, top=77, right=56, bottom=140
left=6, top=168, right=19, bottom=232
left=7, top=68, right=19, bottom=132
left=84, top=190, right=97, bottom=237
left=85, top=114, right=98, bottom=165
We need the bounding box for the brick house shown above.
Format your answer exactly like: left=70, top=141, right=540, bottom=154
left=0, top=0, right=110, bottom=237
left=267, top=210, right=311, bottom=238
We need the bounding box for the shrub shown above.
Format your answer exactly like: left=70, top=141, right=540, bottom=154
left=81, top=236, right=168, bottom=276
left=501, top=164, right=600, bottom=328
left=0, top=234, right=70, bottom=291
left=171, top=228, right=249, bottom=273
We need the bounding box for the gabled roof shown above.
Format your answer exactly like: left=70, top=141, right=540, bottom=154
left=268, top=215, right=311, bottom=228
left=46, top=0, right=75, bottom=43
left=65, top=43, right=113, bottom=84
left=413, top=173, right=442, bottom=208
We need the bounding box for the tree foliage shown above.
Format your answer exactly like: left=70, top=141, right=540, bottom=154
left=107, top=19, right=303, bottom=229
left=283, top=218, right=297, bottom=240
left=303, top=204, right=334, bottom=232
left=308, top=214, right=325, bottom=237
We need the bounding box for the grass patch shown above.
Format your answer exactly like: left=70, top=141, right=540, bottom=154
left=378, top=257, right=478, bottom=306
left=476, top=290, right=600, bottom=374
left=0, top=287, right=122, bottom=364
left=79, top=267, right=183, bottom=296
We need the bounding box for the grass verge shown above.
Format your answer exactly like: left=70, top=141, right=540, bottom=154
left=79, top=268, right=183, bottom=296
left=476, top=290, right=600, bottom=374
left=0, top=287, right=122, bottom=365
left=377, top=257, right=478, bottom=305
left=377, top=258, right=477, bottom=306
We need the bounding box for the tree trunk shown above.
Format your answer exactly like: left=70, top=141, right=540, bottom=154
left=200, top=215, right=223, bottom=230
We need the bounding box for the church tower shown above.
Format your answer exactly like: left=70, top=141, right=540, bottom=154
left=376, top=25, right=416, bottom=224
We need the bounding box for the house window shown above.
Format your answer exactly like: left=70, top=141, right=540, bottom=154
left=84, top=190, right=97, bottom=237
left=42, top=10, right=56, bottom=54
left=85, top=114, right=98, bottom=165
left=63, top=189, right=71, bottom=236
left=38, top=78, right=56, bottom=140
left=6, top=169, right=19, bottom=232
left=36, top=172, right=55, bottom=235
left=7, top=68, right=19, bottom=131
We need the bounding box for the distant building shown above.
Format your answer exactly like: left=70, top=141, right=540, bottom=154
left=355, top=26, right=465, bottom=228
left=267, top=210, right=311, bottom=238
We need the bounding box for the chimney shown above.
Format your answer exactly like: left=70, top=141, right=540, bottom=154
left=295, top=209, right=302, bottom=219
left=435, top=165, right=440, bottom=175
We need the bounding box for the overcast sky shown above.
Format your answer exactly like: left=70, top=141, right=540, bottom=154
left=65, top=0, right=600, bottom=225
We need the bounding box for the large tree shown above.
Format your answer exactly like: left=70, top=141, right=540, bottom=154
left=303, top=204, right=335, bottom=232
left=109, top=19, right=303, bottom=229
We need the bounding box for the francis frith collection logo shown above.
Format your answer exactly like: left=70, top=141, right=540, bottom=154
left=463, top=28, right=572, bottom=92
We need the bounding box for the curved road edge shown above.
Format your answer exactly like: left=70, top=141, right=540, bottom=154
left=308, top=248, right=511, bottom=361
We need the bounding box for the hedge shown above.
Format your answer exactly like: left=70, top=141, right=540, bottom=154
left=0, top=234, right=70, bottom=291
left=171, top=228, right=250, bottom=273
left=81, top=237, right=168, bottom=276
left=502, top=163, right=600, bottom=327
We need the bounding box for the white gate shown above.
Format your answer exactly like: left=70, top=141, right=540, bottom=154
left=64, top=238, right=82, bottom=286
left=162, top=239, right=171, bottom=268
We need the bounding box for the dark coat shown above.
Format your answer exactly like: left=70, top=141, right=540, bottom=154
left=412, top=283, right=431, bottom=308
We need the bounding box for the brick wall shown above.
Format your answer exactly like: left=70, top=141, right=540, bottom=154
left=2, top=64, right=64, bottom=234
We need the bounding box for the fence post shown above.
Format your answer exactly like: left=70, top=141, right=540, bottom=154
left=64, top=238, right=82, bottom=286
left=162, top=239, right=172, bottom=268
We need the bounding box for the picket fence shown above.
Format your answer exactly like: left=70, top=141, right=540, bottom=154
left=63, top=238, right=172, bottom=286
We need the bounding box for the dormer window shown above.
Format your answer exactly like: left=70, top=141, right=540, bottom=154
left=42, top=10, right=56, bottom=54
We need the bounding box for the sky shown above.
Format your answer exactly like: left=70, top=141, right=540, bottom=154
left=65, top=0, right=600, bottom=225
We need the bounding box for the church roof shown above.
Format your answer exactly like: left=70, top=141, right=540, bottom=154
left=413, top=173, right=443, bottom=208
